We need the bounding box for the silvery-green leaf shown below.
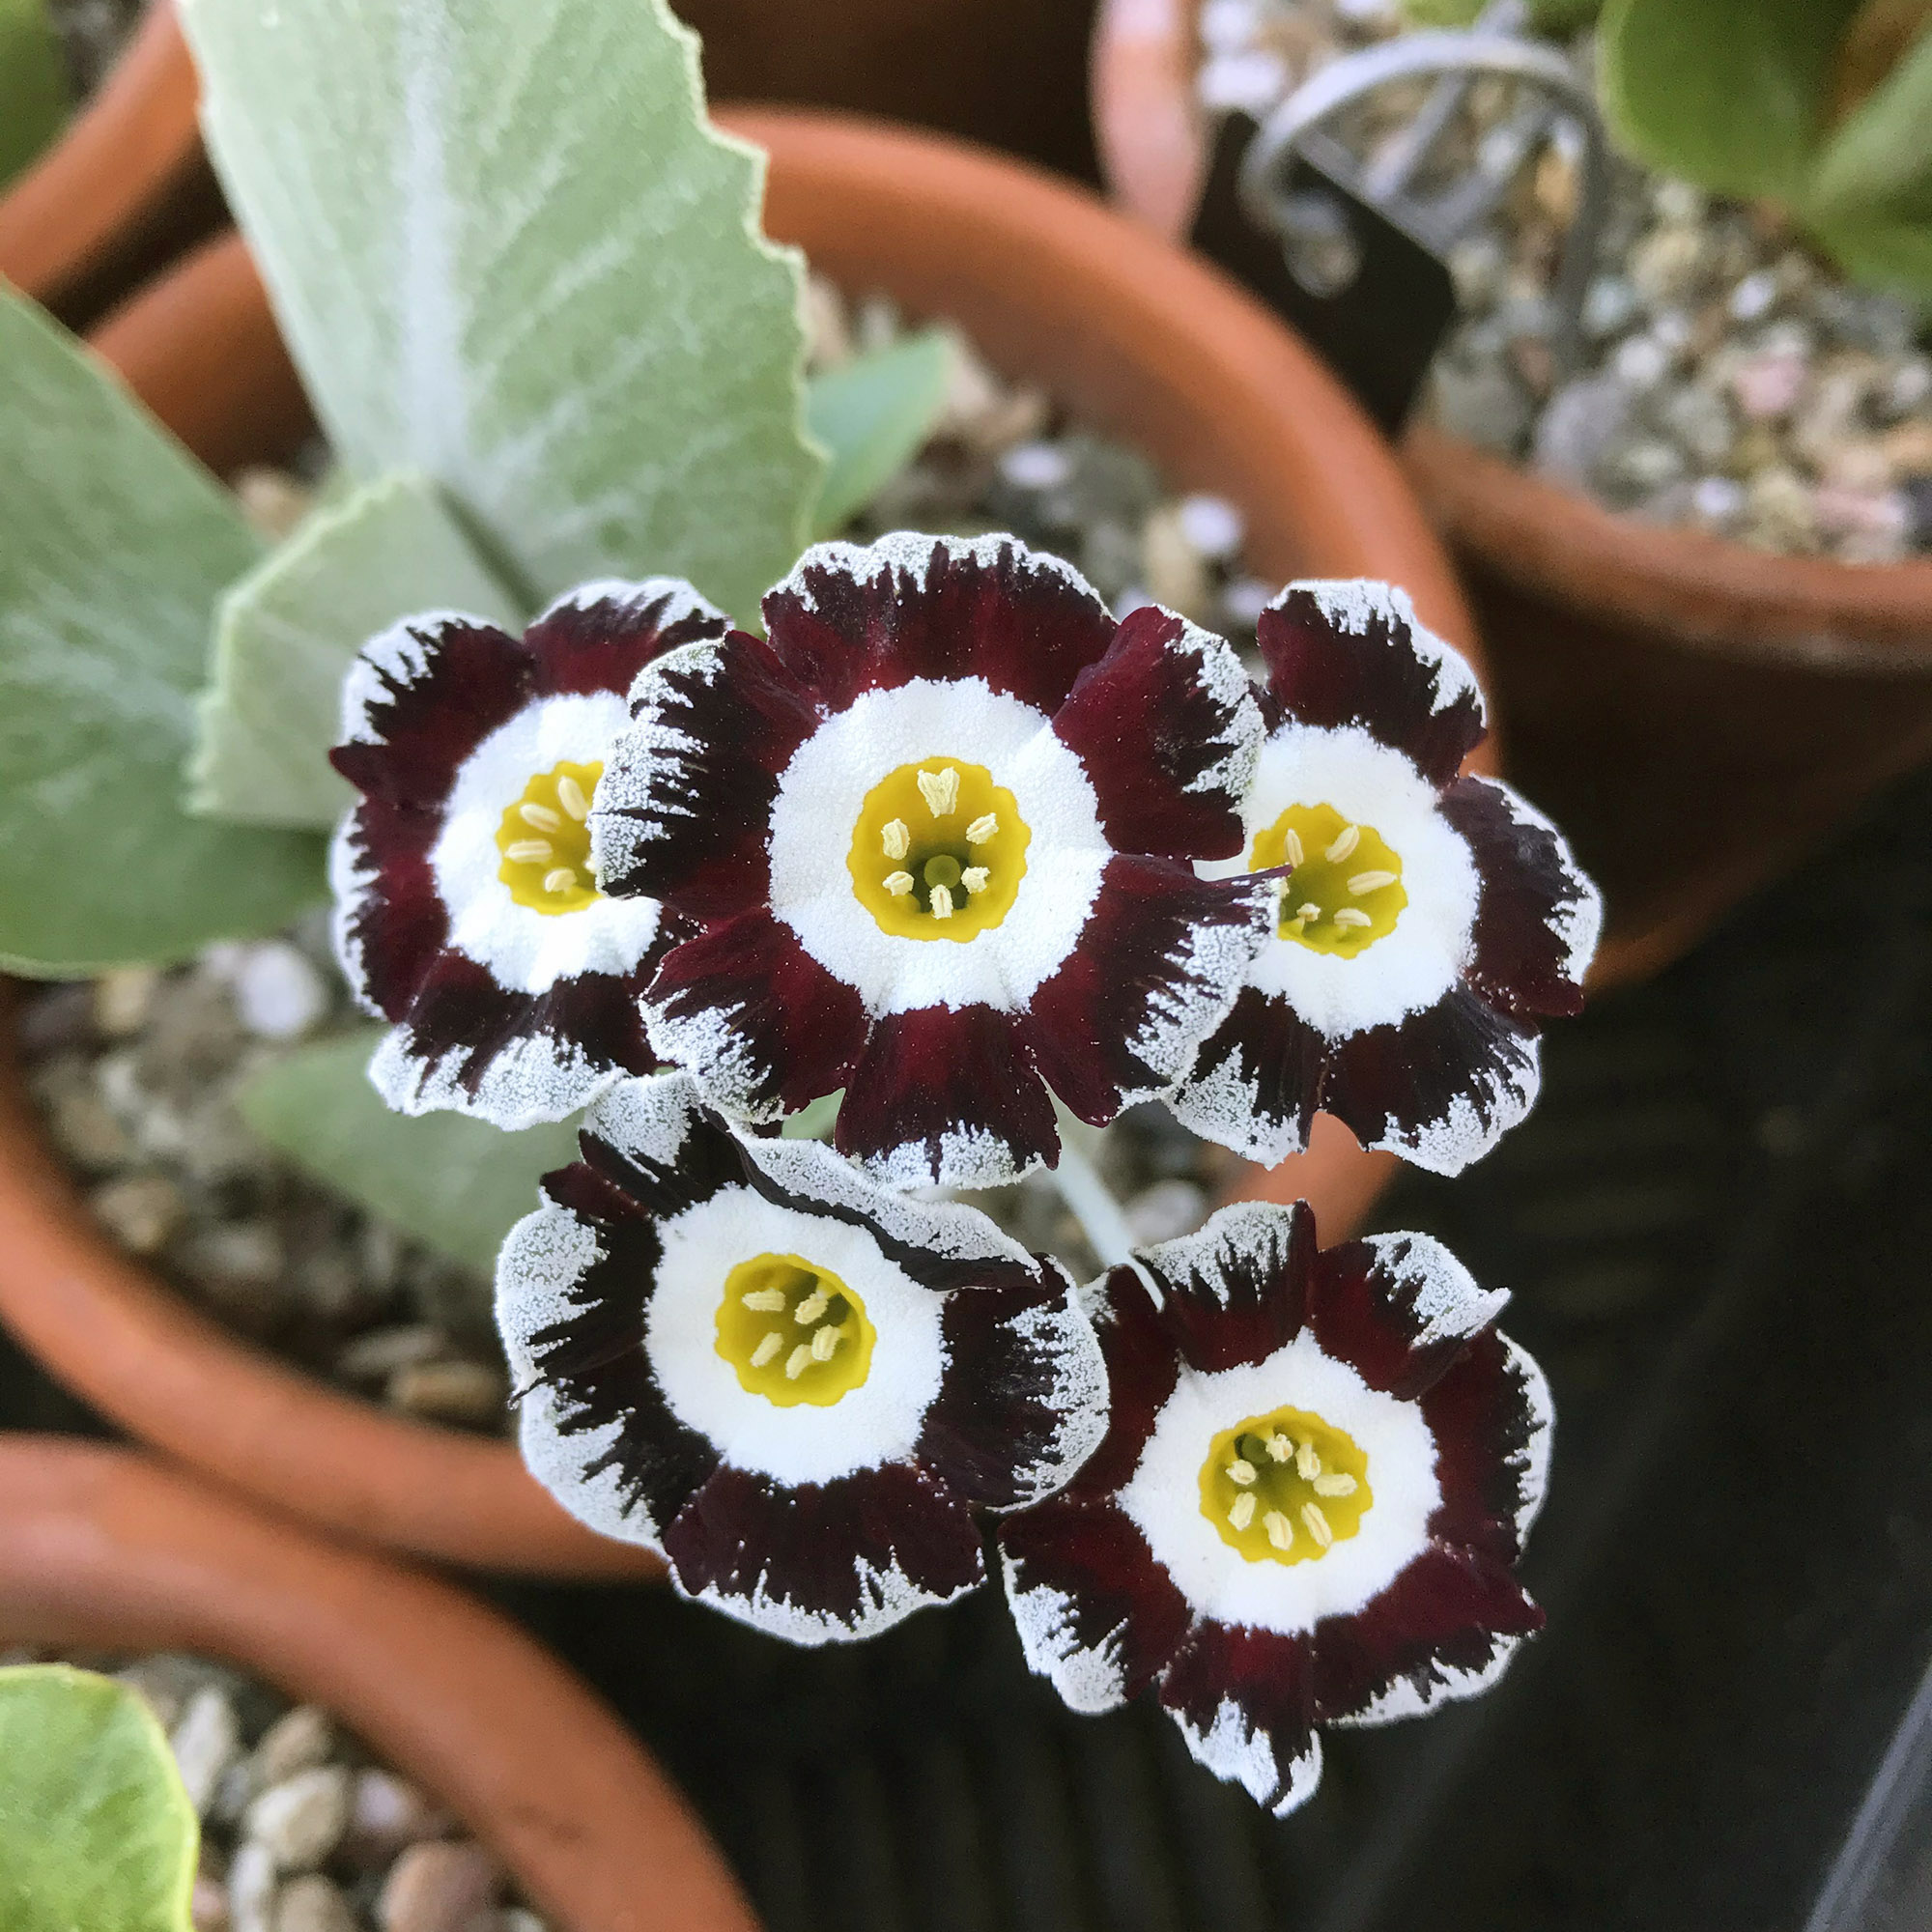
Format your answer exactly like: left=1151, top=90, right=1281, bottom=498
left=178, top=0, right=825, bottom=623
left=191, top=469, right=524, bottom=830
left=0, top=0, right=68, bottom=188
left=239, top=1028, right=581, bottom=1274
left=1808, top=15, right=1932, bottom=286
left=780, top=1088, right=843, bottom=1141
left=0, top=1664, right=197, bottom=1932
left=0, top=289, right=327, bottom=977
left=807, top=330, right=952, bottom=539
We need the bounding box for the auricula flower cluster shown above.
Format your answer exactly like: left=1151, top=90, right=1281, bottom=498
left=329, top=531, right=1599, bottom=1815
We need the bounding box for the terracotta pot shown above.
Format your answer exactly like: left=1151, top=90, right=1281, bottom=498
left=1089, top=0, right=1932, bottom=986
left=0, top=2, right=223, bottom=330
left=3, top=107, right=1478, bottom=1570
left=0, top=1436, right=757, bottom=1932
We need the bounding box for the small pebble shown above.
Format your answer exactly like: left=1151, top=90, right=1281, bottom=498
left=1532, top=372, right=1634, bottom=487
left=348, top=1768, right=453, bottom=1856
left=234, top=469, right=315, bottom=542
left=1728, top=351, right=1808, bottom=424
left=94, top=966, right=159, bottom=1038
left=1220, top=576, right=1278, bottom=629
left=337, top=1324, right=449, bottom=1382
left=89, top=1174, right=187, bottom=1256
left=1140, top=503, right=1212, bottom=619
left=273, top=1876, right=359, bottom=1932
left=801, top=275, right=852, bottom=371
left=998, top=440, right=1072, bottom=493
left=1177, top=493, right=1245, bottom=561
left=1690, top=474, right=1747, bottom=532
left=1198, top=47, right=1289, bottom=114
left=245, top=1765, right=354, bottom=1872
left=179, top=1223, right=286, bottom=1293
left=1125, top=1179, right=1208, bottom=1245
left=229, top=943, right=329, bottom=1040
left=173, top=1687, right=243, bottom=1816
left=385, top=1359, right=510, bottom=1428
left=378, top=1841, right=503, bottom=1932
left=228, top=1841, right=279, bottom=1932
left=1728, top=270, right=1779, bottom=324
left=192, top=1872, right=232, bottom=1931
left=255, top=1706, right=336, bottom=1785
left=1609, top=334, right=1670, bottom=392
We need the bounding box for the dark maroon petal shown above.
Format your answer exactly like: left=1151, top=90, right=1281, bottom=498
left=1257, top=584, right=1486, bottom=789
left=1437, top=777, right=1599, bottom=1018
left=834, top=1003, right=1058, bottom=1187
left=520, top=580, right=729, bottom=699
left=1321, top=983, right=1540, bottom=1176
left=330, top=617, right=531, bottom=811
left=1169, top=985, right=1323, bottom=1167
left=1138, top=1199, right=1316, bottom=1375
left=1421, top=1329, right=1548, bottom=1568
left=644, top=906, right=868, bottom=1122
left=1075, top=1266, right=1184, bottom=1494
left=917, top=1269, right=1104, bottom=1509
left=759, top=534, right=1119, bottom=716
left=1308, top=1545, right=1543, bottom=1726
left=332, top=799, right=446, bottom=1020
left=1156, top=1619, right=1321, bottom=1810
left=999, top=1494, right=1193, bottom=1709
left=664, top=1460, right=986, bottom=1641
left=555, top=1080, right=755, bottom=1230
left=1025, top=858, right=1270, bottom=1126
left=593, top=630, right=822, bottom=920
left=1050, top=606, right=1256, bottom=861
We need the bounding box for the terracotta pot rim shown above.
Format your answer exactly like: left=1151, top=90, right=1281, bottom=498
left=9, top=104, right=1477, bottom=1569
left=0, top=1436, right=758, bottom=1932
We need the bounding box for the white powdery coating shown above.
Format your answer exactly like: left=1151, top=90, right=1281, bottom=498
left=1331, top=1625, right=1525, bottom=1733
left=336, top=606, right=485, bottom=749
left=1165, top=1033, right=1304, bottom=1169
left=1001, top=1553, right=1132, bottom=1715
left=589, top=637, right=730, bottom=878
left=768, top=675, right=1107, bottom=1015
left=1205, top=723, right=1482, bottom=1039
left=1161, top=606, right=1265, bottom=808
left=778, top=528, right=1105, bottom=617
left=536, top=574, right=727, bottom=639
left=1114, top=1334, right=1441, bottom=1637
left=1358, top=1229, right=1511, bottom=1353
left=1279, top=579, right=1488, bottom=730
left=681, top=1546, right=984, bottom=1649
left=1380, top=1031, right=1540, bottom=1178
left=645, top=1183, right=948, bottom=1487
left=858, top=1116, right=1038, bottom=1191
left=991, top=1288, right=1113, bottom=1507
left=367, top=1017, right=618, bottom=1132
left=1122, top=876, right=1275, bottom=1099
left=328, top=810, right=395, bottom=1023
left=1484, top=778, right=1605, bottom=985
left=1173, top=1697, right=1324, bottom=1818
left=1501, top=1332, right=1554, bottom=1545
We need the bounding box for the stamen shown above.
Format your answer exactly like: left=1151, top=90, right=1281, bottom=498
left=810, top=1324, right=841, bottom=1362
left=555, top=775, right=590, bottom=821
left=1331, top=908, right=1373, bottom=929
left=929, top=884, right=955, bottom=921
left=542, top=867, right=579, bottom=895
left=1282, top=829, right=1305, bottom=868
left=1300, top=1502, right=1334, bottom=1548
left=881, top=818, right=910, bottom=861
left=884, top=870, right=915, bottom=896
left=519, top=803, right=564, bottom=832
left=784, top=1343, right=813, bottom=1380
left=1312, top=1473, right=1357, bottom=1497
left=1226, top=1459, right=1257, bottom=1486
left=1266, top=1433, right=1293, bottom=1463
left=1348, top=870, right=1397, bottom=895
left=1264, top=1510, right=1294, bottom=1550
left=916, top=767, right=960, bottom=817
left=750, top=1332, right=782, bottom=1367
left=1324, top=825, right=1361, bottom=864
left=506, top=838, right=554, bottom=865
left=1295, top=902, right=1322, bottom=922
left=1229, top=1492, right=1257, bottom=1531
left=794, top=1291, right=830, bottom=1325
left=960, top=867, right=990, bottom=895
left=965, top=812, right=998, bottom=845
left=1295, top=1440, right=1321, bottom=1480
left=741, top=1288, right=787, bottom=1313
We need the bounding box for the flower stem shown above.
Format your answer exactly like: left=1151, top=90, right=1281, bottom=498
left=1048, top=1101, right=1137, bottom=1271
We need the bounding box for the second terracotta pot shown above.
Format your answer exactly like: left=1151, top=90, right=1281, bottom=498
left=0, top=109, right=1480, bottom=1573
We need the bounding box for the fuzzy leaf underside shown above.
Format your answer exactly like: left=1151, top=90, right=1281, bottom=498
left=807, top=330, right=953, bottom=539
left=239, top=1029, right=582, bottom=1274
left=1807, top=17, right=1932, bottom=293
left=178, top=0, right=826, bottom=625
left=0, top=1665, right=198, bottom=1932
left=191, top=469, right=525, bottom=830
left=0, top=0, right=68, bottom=187
left=0, top=288, right=327, bottom=977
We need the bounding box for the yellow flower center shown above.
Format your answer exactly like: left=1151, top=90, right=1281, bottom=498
left=713, top=1252, right=875, bottom=1406
left=1250, top=803, right=1406, bottom=957
left=1198, top=1406, right=1373, bottom=1565
left=846, top=758, right=1030, bottom=942
left=497, top=760, right=604, bottom=915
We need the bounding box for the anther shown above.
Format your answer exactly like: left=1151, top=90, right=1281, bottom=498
left=506, top=838, right=554, bottom=864
left=1266, top=1434, right=1293, bottom=1463
left=784, top=1344, right=813, bottom=1380
left=882, top=818, right=910, bottom=861
left=965, top=812, right=998, bottom=845
left=1264, top=1510, right=1294, bottom=1550
left=1348, top=870, right=1396, bottom=895
left=542, top=867, right=579, bottom=895
left=794, top=1291, right=830, bottom=1325
left=1295, top=1440, right=1321, bottom=1480
left=741, top=1288, right=787, bottom=1312
left=961, top=867, right=990, bottom=895
left=1301, top=1502, right=1334, bottom=1548
left=1296, top=902, right=1322, bottom=922
left=1283, top=828, right=1305, bottom=868
left=1226, top=1459, right=1257, bottom=1486
left=810, top=1324, right=841, bottom=1362
left=1325, top=825, right=1361, bottom=863
left=556, top=775, right=590, bottom=821
left=751, top=1332, right=782, bottom=1367
left=1229, top=1492, right=1257, bottom=1531
left=520, top=803, right=563, bottom=832
left=929, top=884, right=955, bottom=921
left=1312, top=1473, right=1357, bottom=1497
left=884, top=870, right=915, bottom=896
left=1331, top=908, right=1373, bottom=929
left=917, top=767, right=960, bottom=817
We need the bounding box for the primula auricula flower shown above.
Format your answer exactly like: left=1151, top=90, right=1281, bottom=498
left=998, top=1200, right=1549, bottom=1816
left=496, top=1071, right=1109, bottom=1642
left=588, top=533, right=1274, bottom=1190
left=1172, top=582, right=1602, bottom=1175
left=329, top=582, right=729, bottom=1129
